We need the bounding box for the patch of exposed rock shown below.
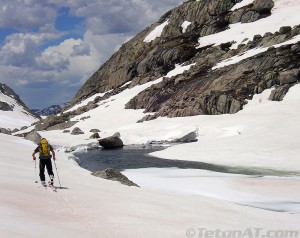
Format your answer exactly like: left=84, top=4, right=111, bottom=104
left=92, top=168, right=139, bottom=187
left=0, top=128, right=11, bottom=135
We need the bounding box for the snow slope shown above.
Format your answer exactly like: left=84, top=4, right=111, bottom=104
left=1, top=134, right=299, bottom=238
left=198, top=0, right=300, bottom=49
left=0, top=90, right=38, bottom=130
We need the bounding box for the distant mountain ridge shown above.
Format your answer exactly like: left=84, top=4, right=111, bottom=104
left=32, top=103, right=68, bottom=116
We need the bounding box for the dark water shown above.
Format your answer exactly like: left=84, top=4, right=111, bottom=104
left=73, top=145, right=294, bottom=176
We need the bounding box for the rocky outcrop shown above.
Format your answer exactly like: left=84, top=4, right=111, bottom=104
left=58, top=0, right=299, bottom=122
left=92, top=168, right=139, bottom=187
left=229, top=0, right=274, bottom=23
left=0, top=101, right=13, bottom=111
left=35, top=113, right=78, bottom=131
left=99, top=133, right=124, bottom=149
left=69, top=0, right=275, bottom=107
left=127, top=26, right=300, bottom=121
left=0, top=128, right=11, bottom=135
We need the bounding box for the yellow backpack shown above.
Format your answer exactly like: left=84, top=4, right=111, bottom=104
left=39, top=138, right=50, bottom=156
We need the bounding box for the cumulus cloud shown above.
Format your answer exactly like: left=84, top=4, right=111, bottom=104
left=35, top=50, right=70, bottom=71
left=71, top=42, right=91, bottom=56
left=0, top=32, right=63, bottom=68
left=0, top=0, right=57, bottom=30
left=48, top=0, right=183, bottom=34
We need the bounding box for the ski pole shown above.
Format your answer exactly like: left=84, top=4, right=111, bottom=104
left=53, top=160, right=62, bottom=188
left=34, top=159, right=38, bottom=183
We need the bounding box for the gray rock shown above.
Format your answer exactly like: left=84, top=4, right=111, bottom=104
left=90, top=129, right=100, bottom=133
left=269, top=85, right=293, bottom=101
left=0, top=102, right=13, bottom=111
left=175, top=131, right=198, bottom=142
left=63, top=130, right=70, bottom=133
left=99, top=135, right=123, bottom=149
left=279, top=26, right=292, bottom=34
left=113, top=132, right=121, bottom=138
left=92, top=168, right=139, bottom=187
left=25, top=131, right=42, bottom=144
left=0, top=128, right=11, bottom=135
left=90, top=133, right=100, bottom=139
left=47, top=121, right=78, bottom=131
left=71, top=127, right=84, bottom=135
left=278, top=69, right=299, bottom=85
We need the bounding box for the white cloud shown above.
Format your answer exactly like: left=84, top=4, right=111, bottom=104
left=0, top=0, right=56, bottom=30
left=35, top=50, right=70, bottom=72
left=71, top=42, right=91, bottom=56
left=0, top=32, right=62, bottom=67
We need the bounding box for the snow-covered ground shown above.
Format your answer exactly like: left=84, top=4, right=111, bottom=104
left=0, top=90, right=38, bottom=130
left=1, top=134, right=300, bottom=238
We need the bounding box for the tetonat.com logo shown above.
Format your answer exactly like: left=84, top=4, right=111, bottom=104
left=185, top=228, right=299, bottom=238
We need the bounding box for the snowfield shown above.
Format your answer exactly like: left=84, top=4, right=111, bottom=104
left=0, top=90, right=38, bottom=130
left=1, top=0, right=300, bottom=237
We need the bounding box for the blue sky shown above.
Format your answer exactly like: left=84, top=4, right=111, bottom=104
left=0, top=0, right=183, bottom=109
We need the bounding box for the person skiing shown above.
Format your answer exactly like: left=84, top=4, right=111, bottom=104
left=32, top=138, right=56, bottom=186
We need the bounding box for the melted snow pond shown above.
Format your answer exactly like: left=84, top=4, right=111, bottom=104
left=74, top=145, right=300, bottom=215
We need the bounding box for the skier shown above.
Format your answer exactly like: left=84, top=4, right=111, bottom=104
left=32, top=138, right=56, bottom=186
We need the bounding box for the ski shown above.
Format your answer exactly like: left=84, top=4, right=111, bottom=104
left=48, top=181, right=57, bottom=192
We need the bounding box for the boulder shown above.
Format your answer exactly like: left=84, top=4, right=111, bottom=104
left=25, top=131, right=42, bottom=144
left=99, top=134, right=123, bottom=149
left=71, top=127, right=84, bottom=135
left=90, top=129, right=100, bottom=133
left=278, top=69, right=299, bottom=85
left=92, top=168, right=139, bottom=187
left=174, top=131, right=198, bottom=142
left=90, top=133, right=100, bottom=139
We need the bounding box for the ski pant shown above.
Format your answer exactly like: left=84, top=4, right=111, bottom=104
left=39, top=159, right=54, bottom=181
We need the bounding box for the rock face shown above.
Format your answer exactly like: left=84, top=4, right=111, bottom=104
left=71, top=0, right=271, bottom=105
left=62, top=0, right=300, bottom=121
left=92, top=168, right=139, bottom=187
left=99, top=134, right=124, bottom=149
